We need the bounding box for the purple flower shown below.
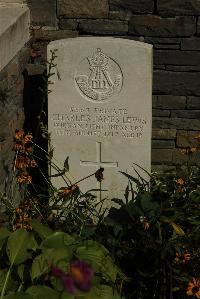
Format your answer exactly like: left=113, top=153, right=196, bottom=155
left=51, top=266, right=65, bottom=278
left=69, top=260, right=94, bottom=292
left=62, top=274, right=76, bottom=294
left=51, top=260, right=94, bottom=294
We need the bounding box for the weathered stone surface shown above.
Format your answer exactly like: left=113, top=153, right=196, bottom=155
left=79, top=20, right=128, bottom=35
left=59, top=19, right=79, bottom=30
left=154, top=50, right=200, bottom=66
left=158, top=0, right=200, bottom=16
left=48, top=37, right=152, bottom=200
left=171, top=110, right=200, bottom=119
left=197, top=18, right=200, bottom=36
left=0, top=46, right=29, bottom=90
left=109, top=10, right=132, bottom=21
left=3, top=0, right=24, bottom=2
left=151, top=165, right=176, bottom=172
left=152, top=128, right=177, bottom=139
left=0, top=45, right=29, bottom=197
left=0, top=3, right=30, bottom=72
left=172, top=149, right=200, bottom=165
left=166, top=65, right=200, bottom=72
left=30, top=41, right=48, bottom=64
left=145, top=37, right=181, bottom=44
left=152, top=109, right=170, bottom=117
left=109, top=0, right=154, bottom=13
left=153, top=70, right=200, bottom=96
left=154, top=44, right=180, bottom=49
left=57, top=0, right=109, bottom=18
left=153, top=117, right=200, bottom=130
left=152, top=95, right=158, bottom=108
left=187, top=96, right=200, bottom=109
left=25, top=64, right=46, bottom=76
left=116, top=35, right=144, bottom=41
left=154, top=65, right=166, bottom=70
left=157, top=95, right=186, bottom=109
left=152, top=140, right=175, bottom=149
left=27, top=0, right=57, bottom=26
left=33, top=29, right=78, bottom=41
left=129, top=16, right=195, bottom=37
left=176, top=130, right=200, bottom=148
left=152, top=149, right=173, bottom=164
left=181, top=37, right=200, bottom=50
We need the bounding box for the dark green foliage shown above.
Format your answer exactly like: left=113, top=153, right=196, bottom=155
left=92, top=168, right=200, bottom=299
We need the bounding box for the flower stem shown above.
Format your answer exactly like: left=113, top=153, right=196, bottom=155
left=1, top=265, right=12, bottom=299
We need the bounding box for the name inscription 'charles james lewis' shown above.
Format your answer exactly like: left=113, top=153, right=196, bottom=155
left=48, top=37, right=152, bottom=202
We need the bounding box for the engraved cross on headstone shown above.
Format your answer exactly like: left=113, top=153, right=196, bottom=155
left=80, top=141, right=118, bottom=170
left=80, top=142, right=118, bottom=197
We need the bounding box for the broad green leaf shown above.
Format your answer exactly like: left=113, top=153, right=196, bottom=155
left=171, top=222, right=185, bottom=236
left=4, top=293, right=33, bottom=299
left=31, top=219, right=53, bottom=240
left=27, top=285, right=59, bottom=299
left=75, top=241, right=121, bottom=282
left=41, top=232, right=75, bottom=250
left=45, top=247, right=72, bottom=270
left=61, top=293, right=74, bottom=299
left=18, top=264, right=25, bottom=281
left=6, top=229, right=38, bottom=265
left=50, top=276, right=63, bottom=292
left=31, top=254, right=50, bottom=281
left=31, top=247, right=72, bottom=280
left=140, top=192, right=157, bottom=212
left=0, top=227, right=11, bottom=250
left=82, top=285, right=121, bottom=299
left=0, top=269, right=17, bottom=293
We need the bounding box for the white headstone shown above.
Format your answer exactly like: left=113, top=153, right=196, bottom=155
left=48, top=37, right=152, bottom=202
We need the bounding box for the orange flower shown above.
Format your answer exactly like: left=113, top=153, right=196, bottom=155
left=58, top=185, right=79, bottom=197
left=176, top=178, right=185, bottom=186
left=183, top=251, right=191, bottom=263
left=143, top=221, right=150, bottom=230
left=141, top=216, right=150, bottom=230
left=13, top=222, right=32, bottom=231
left=16, top=172, right=32, bottom=185
left=30, top=159, right=37, bottom=167
left=194, top=133, right=200, bottom=142
left=15, top=157, right=30, bottom=170
left=15, top=129, right=24, bottom=141
left=13, top=143, right=24, bottom=152
left=13, top=206, right=32, bottom=231
left=186, top=278, right=200, bottom=298
left=15, top=208, right=23, bottom=214
left=24, top=133, right=33, bottom=144
left=175, top=251, right=191, bottom=264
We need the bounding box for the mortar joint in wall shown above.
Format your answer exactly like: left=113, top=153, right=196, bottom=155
left=153, top=0, right=158, bottom=15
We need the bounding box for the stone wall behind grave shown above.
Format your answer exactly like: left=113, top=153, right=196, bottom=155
left=0, top=46, right=30, bottom=199
left=28, top=0, right=200, bottom=171
left=0, top=3, right=30, bottom=212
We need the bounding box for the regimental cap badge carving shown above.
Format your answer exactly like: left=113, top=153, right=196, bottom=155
left=75, top=48, right=123, bottom=103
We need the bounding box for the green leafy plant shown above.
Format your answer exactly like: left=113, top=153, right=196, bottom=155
left=0, top=220, right=124, bottom=299
left=92, top=166, right=200, bottom=299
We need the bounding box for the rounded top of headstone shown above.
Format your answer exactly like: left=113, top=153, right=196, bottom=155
left=48, top=37, right=153, bottom=51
